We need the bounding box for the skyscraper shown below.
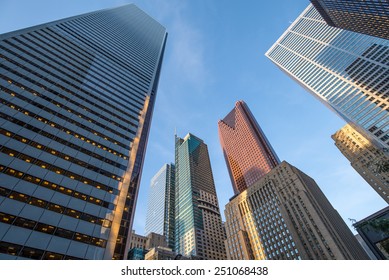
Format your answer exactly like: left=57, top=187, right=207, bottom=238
left=225, top=161, right=369, bottom=260
left=220, top=101, right=368, bottom=260
left=145, top=164, right=175, bottom=249
left=332, top=124, right=389, bottom=203
left=218, top=101, right=280, bottom=194
left=175, top=133, right=226, bottom=260
left=0, top=4, right=167, bottom=260
left=310, top=0, right=389, bottom=40
left=266, top=4, right=389, bottom=149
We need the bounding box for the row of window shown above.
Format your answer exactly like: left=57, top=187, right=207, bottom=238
left=0, top=41, right=138, bottom=130
left=1, top=146, right=119, bottom=194
left=0, top=111, right=127, bottom=170
left=0, top=186, right=111, bottom=227
left=0, top=128, right=123, bottom=182
left=0, top=241, right=82, bottom=260
left=8, top=34, right=145, bottom=118
left=22, top=29, right=147, bottom=110
left=1, top=79, right=129, bottom=151
left=0, top=212, right=107, bottom=247
left=0, top=165, right=115, bottom=209
left=1, top=95, right=128, bottom=162
left=0, top=69, right=134, bottom=144
left=42, top=26, right=150, bottom=96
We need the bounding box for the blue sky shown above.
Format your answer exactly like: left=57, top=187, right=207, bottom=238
left=1, top=0, right=386, bottom=236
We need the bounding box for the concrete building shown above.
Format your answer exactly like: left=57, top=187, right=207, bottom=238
left=332, top=124, right=389, bottom=203
left=225, top=161, right=369, bottom=260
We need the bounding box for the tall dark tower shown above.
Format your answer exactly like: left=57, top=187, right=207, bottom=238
left=0, top=4, right=167, bottom=259
left=218, top=100, right=280, bottom=194
left=311, top=0, right=389, bottom=40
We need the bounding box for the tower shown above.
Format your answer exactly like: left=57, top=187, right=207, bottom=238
left=220, top=101, right=368, bottom=259
left=0, top=4, right=167, bottom=259
left=218, top=100, right=280, bottom=194
left=266, top=4, right=389, bottom=150
left=145, top=164, right=175, bottom=249
left=174, top=133, right=226, bottom=260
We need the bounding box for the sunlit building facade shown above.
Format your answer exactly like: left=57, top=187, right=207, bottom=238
left=218, top=101, right=280, bottom=194
left=225, top=161, right=369, bottom=260
left=0, top=4, right=167, bottom=259
left=332, top=124, right=389, bottom=203
left=145, top=164, right=175, bottom=249
left=175, top=133, right=226, bottom=260
left=310, top=0, right=389, bottom=40
left=266, top=4, right=389, bottom=149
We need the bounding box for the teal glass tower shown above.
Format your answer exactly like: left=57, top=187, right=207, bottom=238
left=266, top=4, right=389, bottom=150
left=0, top=4, right=167, bottom=259
left=145, top=164, right=175, bottom=250
left=174, top=133, right=226, bottom=260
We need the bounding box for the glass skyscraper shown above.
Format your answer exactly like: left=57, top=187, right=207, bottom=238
left=310, top=0, right=389, bottom=40
left=145, top=164, right=175, bottom=250
left=266, top=4, right=389, bottom=149
left=175, top=133, right=226, bottom=260
left=0, top=4, right=167, bottom=260
left=218, top=100, right=280, bottom=194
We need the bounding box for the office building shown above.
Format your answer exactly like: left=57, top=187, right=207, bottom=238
left=225, top=161, right=369, bottom=260
left=128, top=230, right=147, bottom=251
left=310, top=0, right=389, bottom=40
left=145, top=164, right=175, bottom=249
left=266, top=4, right=389, bottom=149
left=218, top=100, right=280, bottom=194
left=354, top=206, right=389, bottom=259
left=175, top=133, right=227, bottom=260
left=127, top=247, right=147, bottom=260
left=0, top=4, right=167, bottom=259
left=332, top=124, right=389, bottom=203
left=145, top=232, right=168, bottom=250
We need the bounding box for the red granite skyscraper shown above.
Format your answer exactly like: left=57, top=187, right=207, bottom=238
left=218, top=101, right=280, bottom=194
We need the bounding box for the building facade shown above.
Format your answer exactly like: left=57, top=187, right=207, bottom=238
left=354, top=206, right=389, bottom=260
left=266, top=4, right=389, bottom=149
left=175, top=133, right=227, bottom=260
left=225, top=161, right=369, bottom=260
left=310, top=0, right=389, bottom=40
left=0, top=4, right=167, bottom=260
left=332, top=124, right=389, bottom=203
left=218, top=101, right=280, bottom=194
left=145, top=232, right=168, bottom=250
left=145, top=164, right=175, bottom=249
left=128, top=230, right=147, bottom=251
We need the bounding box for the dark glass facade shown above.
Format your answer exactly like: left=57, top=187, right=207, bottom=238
left=0, top=4, right=167, bottom=259
left=311, top=0, right=389, bottom=40
left=354, top=206, right=389, bottom=260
